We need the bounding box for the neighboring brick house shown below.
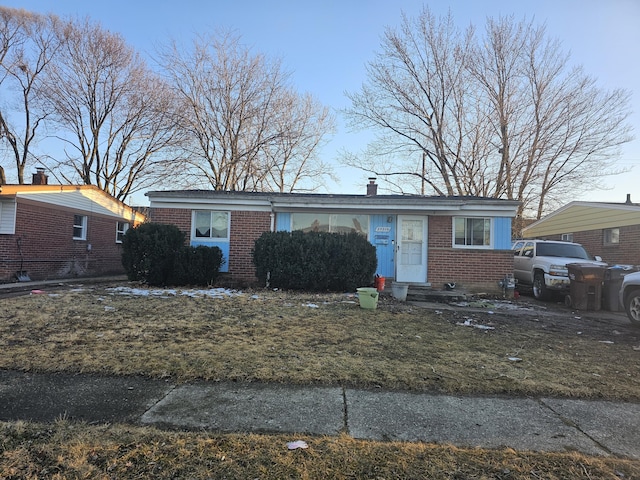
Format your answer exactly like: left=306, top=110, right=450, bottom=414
left=0, top=170, right=146, bottom=283
left=147, top=180, right=520, bottom=293
left=522, top=196, right=640, bottom=266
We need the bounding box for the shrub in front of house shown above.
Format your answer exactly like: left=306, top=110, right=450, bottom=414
left=122, top=223, right=223, bottom=286
left=122, top=223, right=185, bottom=285
left=252, top=231, right=377, bottom=291
left=170, top=245, right=224, bottom=286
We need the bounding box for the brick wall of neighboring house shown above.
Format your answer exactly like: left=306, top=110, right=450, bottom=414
left=148, top=208, right=271, bottom=285
left=427, top=216, right=514, bottom=293
left=0, top=201, right=127, bottom=282
left=538, top=225, right=640, bottom=266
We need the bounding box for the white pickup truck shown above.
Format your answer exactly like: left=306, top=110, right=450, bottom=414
left=512, top=239, right=605, bottom=300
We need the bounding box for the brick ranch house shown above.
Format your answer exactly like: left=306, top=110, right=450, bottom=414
left=147, top=180, right=520, bottom=293
left=0, top=170, right=146, bottom=283
left=522, top=195, right=640, bottom=266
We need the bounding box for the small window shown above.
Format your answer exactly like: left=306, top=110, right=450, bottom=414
left=453, top=217, right=491, bottom=248
left=116, top=221, right=129, bottom=243
left=193, top=211, right=229, bottom=240
left=604, top=228, right=619, bottom=245
left=561, top=233, right=573, bottom=242
left=73, top=214, right=87, bottom=240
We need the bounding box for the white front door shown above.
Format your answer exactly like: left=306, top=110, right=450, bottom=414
left=396, top=215, right=428, bottom=283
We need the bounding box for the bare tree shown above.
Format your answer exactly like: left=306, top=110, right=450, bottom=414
left=470, top=16, right=632, bottom=218
left=344, top=10, right=475, bottom=196
left=0, top=7, right=62, bottom=184
left=261, top=91, right=335, bottom=192
left=344, top=8, right=633, bottom=218
left=159, top=31, right=334, bottom=192
left=39, top=17, right=180, bottom=201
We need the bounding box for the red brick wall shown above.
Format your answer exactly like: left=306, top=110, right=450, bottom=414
left=0, top=201, right=129, bottom=282
left=147, top=208, right=191, bottom=240
left=229, top=211, right=272, bottom=282
left=427, top=216, right=514, bottom=293
left=537, top=225, right=640, bottom=266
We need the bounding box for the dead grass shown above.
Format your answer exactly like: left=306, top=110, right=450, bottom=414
left=1, top=420, right=639, bottom=479
left=2, top=283, right=640, bottom=477
left=1, top=283, right=639, bottom=400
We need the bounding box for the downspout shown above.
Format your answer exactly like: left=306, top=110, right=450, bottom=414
left=267, top=201, right=275, bottom=288
left=270, top=200, right=275, bottom=232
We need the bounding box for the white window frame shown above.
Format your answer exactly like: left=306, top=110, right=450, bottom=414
left=73, top=214, right=87, bottom=240
left=452, top=217, right=492, bottom=249
left=561, top=233, right=573, bottom=242
left=116, top=221, right=129, bottom=244
left=191, top=210, right=230, bottom=242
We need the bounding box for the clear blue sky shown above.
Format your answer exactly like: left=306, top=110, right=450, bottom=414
left=5, top=0, right=640, bottom=204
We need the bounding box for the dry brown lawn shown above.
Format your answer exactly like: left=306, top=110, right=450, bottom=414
left=1, top=283, right=639, bottom=400
left=1, top=420, right=639, bottom=479
left=2, top=282, right=640, bottom=479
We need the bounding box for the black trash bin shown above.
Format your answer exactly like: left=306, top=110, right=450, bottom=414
left=567, top=263, right=606, bottom=311
left=603, top=265, right=640, bottom=311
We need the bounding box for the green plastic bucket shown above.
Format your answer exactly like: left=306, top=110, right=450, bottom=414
left=357, top=287, right=379, bottom=310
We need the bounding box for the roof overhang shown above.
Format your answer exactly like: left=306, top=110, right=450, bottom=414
left=523, top=201, right=640, bottom=237
left=146, top=190, right=520, bottom=217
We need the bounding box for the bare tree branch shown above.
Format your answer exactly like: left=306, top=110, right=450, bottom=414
left=343, top=7, right=633, bottom=219
left=37, top=17, right=181, bottom=201
left=159, top=31, right=335, bottom=192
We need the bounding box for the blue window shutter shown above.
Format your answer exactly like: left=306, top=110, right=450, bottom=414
left=493, top=217, right=513, bottom=249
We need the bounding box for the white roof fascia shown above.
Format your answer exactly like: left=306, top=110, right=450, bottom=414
left=149, top=195, right=519, bottom=216
left=149, top=198, right=273, bottom=212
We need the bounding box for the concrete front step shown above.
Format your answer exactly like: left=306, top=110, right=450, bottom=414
left=405, top=286, right=468, bottom=303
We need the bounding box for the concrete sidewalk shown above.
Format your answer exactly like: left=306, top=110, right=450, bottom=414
left=0, top=370, right=638, bottom=459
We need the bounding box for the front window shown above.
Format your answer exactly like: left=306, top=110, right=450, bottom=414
left=604, top=228, right=619, bottom=245
left=291, top=213, right=368, bottom=236
left=193, top=211, right=229, bottom=240
left=453, top=217, right=491, bottom=247
left=116, top=221, right=129, bottom=243
left=73, top=214, right=87, bottom=240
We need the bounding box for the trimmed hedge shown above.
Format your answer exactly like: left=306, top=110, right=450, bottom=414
left=121, top=223, right=223, bottom=286
left=170, top=245, right=224, bottom=286
left=252, top=230, right=377, bottom=291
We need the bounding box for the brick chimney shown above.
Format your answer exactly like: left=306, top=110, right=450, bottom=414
left=626, top=194, right=632, bottom=204
left=366, top=177, right=377, bottom=196
left=32, top=167, right=48, bottom=185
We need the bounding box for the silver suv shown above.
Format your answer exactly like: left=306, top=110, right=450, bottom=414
left=619, top=271, right=640, bottom=324
left=512, top=239, right=605, bottom=300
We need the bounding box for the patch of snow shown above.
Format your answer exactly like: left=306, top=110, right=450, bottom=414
left=106, top=286, right=241, bottom=299
left=456, top=318, right=495, bottom=330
